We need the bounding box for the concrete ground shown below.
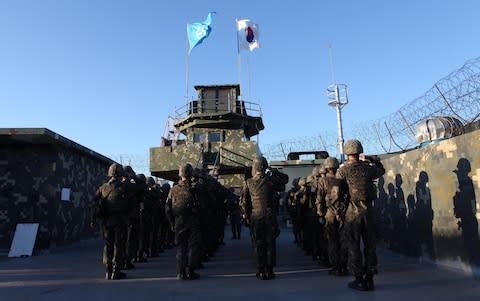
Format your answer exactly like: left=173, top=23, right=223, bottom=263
left=0, top=228, right=479, bottom=301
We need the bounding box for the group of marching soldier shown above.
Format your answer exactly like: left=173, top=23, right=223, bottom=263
left=91, top=138, right=385, bottom=291
left=286, top=139, right=385, bottom=291
left=90, top=164, right=235, bottom=280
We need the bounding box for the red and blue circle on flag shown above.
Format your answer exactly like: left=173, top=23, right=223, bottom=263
left=246, top=26, right=254, bottom=43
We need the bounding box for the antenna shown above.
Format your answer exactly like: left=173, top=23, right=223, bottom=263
left=328, top=43, right=336, bottom=85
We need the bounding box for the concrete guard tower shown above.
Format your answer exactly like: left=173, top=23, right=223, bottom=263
left=150, top=84, right=264, bottom=189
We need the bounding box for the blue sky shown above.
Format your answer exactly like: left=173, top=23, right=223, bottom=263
left=1, top=1, right=479, bottom=174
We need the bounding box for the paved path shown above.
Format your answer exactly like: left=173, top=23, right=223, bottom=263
left=1, top=228, right=479, bottom=301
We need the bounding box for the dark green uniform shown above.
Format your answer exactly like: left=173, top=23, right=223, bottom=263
left=336, top=157, right=384, bottom=288
left=241, top=165, right=288, bottom=280
left=316, top=174, right=349, bottom=274
left=92, top=173, right=130, bottom=280
left=166, top=178, right=201, bottom=280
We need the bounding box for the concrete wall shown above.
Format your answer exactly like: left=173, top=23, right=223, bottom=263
left=375, top=129, right=480, bottom=273
left=0, top=144, right=110, bottom=251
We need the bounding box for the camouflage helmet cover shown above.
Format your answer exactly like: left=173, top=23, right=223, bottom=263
left=136, top=173, right=147, bottom=184
left=123, top=165, right=135, bottom=178
left=161, top=183, right=171, bottom=192
left=252, top=156, right=268, bottom=173
left=324, top=157, right=339, bottom=169
left=179, top=163, right=194, bottom=177
left=108, top=163, right=124, bottom=177
left=344, top=139, right=364, bottom=155
left=298, top=177, right=307, bottom=186
left=147, top=176, right=156, bottom=186
left=311, top=166, right=320, bottom=177
left=318, top=165, right=326, bottom=174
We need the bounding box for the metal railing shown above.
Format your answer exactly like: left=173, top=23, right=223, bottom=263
left=173, top=98, right=262, bottom=121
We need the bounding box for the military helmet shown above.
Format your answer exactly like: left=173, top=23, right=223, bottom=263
left=147, top=176, right=156, bottom=186
left=161, top=183, right=171, bottom=192
left=298, top=177, right=307, bottom=186
left=324, top=157, right=339, bottom=169
left=179, top=163, right=194, bottom=177
left=318, top=165, right=326, bottom=174
left=292, top=177, right=300, bottom=187
left=311, top=166, right=320, bottom=177
left=252, top=156, right=268, bottom=173
left=136, top=173, right=147, bottom=184
left=108, top=163, right=124, bottom=177
left=123, top=165, right=135, bottom=178
left=344, top=139, right=364, bottom=155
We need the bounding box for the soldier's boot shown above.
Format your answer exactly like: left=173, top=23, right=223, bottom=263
left=111, top=265, right=126, bottom=280
left=105, top=264, right=113, bottom=280
left=337, top=265, right=348, bottom=276
left=328, top=267, right=338, bottom=276
left=256, top=267, right=267, bottom=280
left=124, top=261, right=135, bottom=270
left=348, top=276, right=367, bottom=291
left=177, top=268, right=187, bottom=280
left=265, top=266, right=275, bottom=280
left=186, top=268, right=200, bottom=280
left=365, top=274, right=375, bottom=291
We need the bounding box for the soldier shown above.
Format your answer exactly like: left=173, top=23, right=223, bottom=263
left=157, top=183, right=170, bottom=253
left=226, top=188, right=242, bottom=240
left=122, top=165, right=140, bottom=269
left=240, top=156, right=288, bottom=280
left=166, top=163, right=201, bottom=280
left=287, top=178, right=301, bottom=243
left=294, top=177, right=309, bottom=253
left=135, top=173, right=149, bottom=262
left=91, top=163, right=130, bottom=280
left=337, top=139, right=385, bottom=291
left=146, top=176, right=162, bottom=257
left=316, top=157, right=349, bottom=276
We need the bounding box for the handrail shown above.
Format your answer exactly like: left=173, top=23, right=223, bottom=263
left=174, top=98, right=262, bottom=121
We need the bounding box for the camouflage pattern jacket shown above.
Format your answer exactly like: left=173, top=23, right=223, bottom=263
left=336, top=159, right=385, bottom=203
left=240, top=170, right=289, bottom=221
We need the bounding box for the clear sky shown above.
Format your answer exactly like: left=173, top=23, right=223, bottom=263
left=1, top=0, right=479, bottom=174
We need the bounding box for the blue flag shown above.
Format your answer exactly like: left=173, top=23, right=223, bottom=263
left=187, top=12, right=215, bottom=54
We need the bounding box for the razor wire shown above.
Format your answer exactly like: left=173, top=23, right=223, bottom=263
left=263, top=56, right=480, bottom=160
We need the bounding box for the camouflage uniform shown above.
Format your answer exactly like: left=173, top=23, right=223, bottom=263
left=92, top=163, right=130, bottom=280
left=123, top=166, right=141, bottom=268
left=166, top=164, right=201, bottom=280
left=146, top=177, right=162, bottom=257
left=336, top=140, right=385, bottom=291
left=226, top=189, right=242, bottom=239
left=316, top=157, right=349, bottom=275
left=286, top=178, right=301, bottom=243
left=135, top=174, right=149, bottom=262
left=240, top=157, right=288, bottom=280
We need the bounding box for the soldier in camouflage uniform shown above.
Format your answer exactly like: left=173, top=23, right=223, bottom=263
left=91, top=163, right=130, bottom=280
left=316, top=157, right=349, bottom=276
left=157, top=183, right=170, bottom=253
left=240, top=156, right=288, bottom=280
left=336, top=139, right=385, bottom=291
left=146, top=176, right=162, bottom=257
left=122, top=165, right=141, bottom=269
left=135, top=173, right=149, bottom=263
left=166, top=163, right=201, bottom=280
left=287, top=178, right=301, bottom=243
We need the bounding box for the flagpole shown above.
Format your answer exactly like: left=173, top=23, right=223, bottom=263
left=235, top=19, right=242, bottom=97
left=247, top=54, right=252, bottom=101
left=185, top=24, right=190, bottom=103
